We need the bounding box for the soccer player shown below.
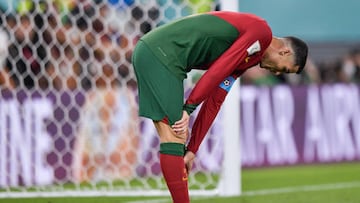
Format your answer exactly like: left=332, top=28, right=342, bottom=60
left=132, top=11, right=308, bottom=203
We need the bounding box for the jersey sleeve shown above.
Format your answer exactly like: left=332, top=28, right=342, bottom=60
left=186, top=72, right=240, bottom=154
left=183, top=29, right=266, bottom=115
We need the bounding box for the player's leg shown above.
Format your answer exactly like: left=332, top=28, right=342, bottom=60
left=154, top=119, right=189, bottom=203
left=132, top=40, right=189, bottom=203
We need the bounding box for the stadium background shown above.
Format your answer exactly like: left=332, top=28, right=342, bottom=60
left=0, top=0, right=360, bottom=202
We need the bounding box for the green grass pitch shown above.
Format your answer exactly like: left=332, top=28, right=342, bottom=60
left=1, top=162, right=360, bottom=203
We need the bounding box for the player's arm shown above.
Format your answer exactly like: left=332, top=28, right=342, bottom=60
left=175, top=36, right=251, bottom=134
left=183, top=32, right=259, bottom=115
left=186, top=72, right=240, bottom=154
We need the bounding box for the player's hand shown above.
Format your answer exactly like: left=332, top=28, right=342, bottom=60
left=184, top=150, right=195, bottom=174
left=172, top=110, right=189, bottom=134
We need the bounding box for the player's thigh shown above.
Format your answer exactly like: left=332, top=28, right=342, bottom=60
left=153, top=121, right=188, bottom=144
left=133, top=40, right=184, bottom=125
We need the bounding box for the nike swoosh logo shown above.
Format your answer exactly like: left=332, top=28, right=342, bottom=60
left=182, top=168, right=188, bottom=181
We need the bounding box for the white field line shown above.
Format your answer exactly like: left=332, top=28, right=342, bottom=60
left=241, top=181, right=360, bottom=196
left=124, top=199, right=170, bottom=203
left=124, top=181, right=360, bottom=203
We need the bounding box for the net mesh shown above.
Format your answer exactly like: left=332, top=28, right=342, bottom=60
left=0, top=0, right=222, bottom=195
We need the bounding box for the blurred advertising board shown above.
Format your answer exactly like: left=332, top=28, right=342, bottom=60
left=1, top=84, right=360, bottom=187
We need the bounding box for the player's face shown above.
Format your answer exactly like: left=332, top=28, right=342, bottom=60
left=259, top=50, right=298, bottom=75
left=259, top=61, right=298, bottom=75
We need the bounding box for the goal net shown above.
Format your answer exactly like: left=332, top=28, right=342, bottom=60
left=0, top=0, right=240, bottom=198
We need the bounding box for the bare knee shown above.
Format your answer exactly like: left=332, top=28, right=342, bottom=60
left=153, top=121, right=188, bottom=143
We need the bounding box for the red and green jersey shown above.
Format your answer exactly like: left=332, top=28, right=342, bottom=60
left=140, top=11, right=272, bottom=154
left=141, top=11, right=272, bottom=110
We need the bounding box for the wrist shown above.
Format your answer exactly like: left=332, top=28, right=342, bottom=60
left=184, top=150, right=196, bottom=160
left=183, top=103, right=198, bottom=115
left=186, top=145, right=197, bottom=156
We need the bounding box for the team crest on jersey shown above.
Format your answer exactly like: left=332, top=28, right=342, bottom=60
left=247, top=40, right=261, bottom=55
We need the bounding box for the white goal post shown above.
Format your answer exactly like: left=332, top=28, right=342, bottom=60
left=0, top=0, right=241, bottom=198
left=218, top=0, right=241, bottom=197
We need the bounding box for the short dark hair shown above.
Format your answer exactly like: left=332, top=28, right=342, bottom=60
left=285, top=36, right=308, bottom=74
